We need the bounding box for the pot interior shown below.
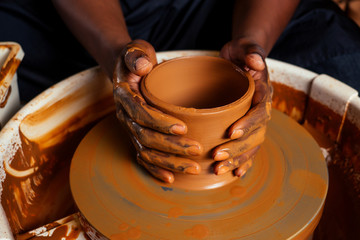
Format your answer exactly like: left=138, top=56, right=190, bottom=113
left=144, top=57, right=249, bottom=109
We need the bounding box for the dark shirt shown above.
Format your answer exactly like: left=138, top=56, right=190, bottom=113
left=0, top=0, right=359, bottom=101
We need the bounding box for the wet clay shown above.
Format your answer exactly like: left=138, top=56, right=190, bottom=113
left=303, top=121, right=334, bottom=150
left=26, top=225, right=82, bottom=239
left=269, top=83, right=360, bottom=240
left=1, top=87, right=114, bottom=235
left=16, top=215, right=76, bottom=240
left=1, top=121, right=89, bottom=235
left=70, top=110, right=328, bottom=239
left=0, top=85, right=11, bottom=108
left=142, top=57, right=250, bottom=109
left=184, top=224, right=209, bottom=239
left=304, top=97, right=343, bottom=142
left=338, top=117, right=360, bottom=195
left=311, top=116, right=360, bottom=239
left=141, top=56, right=255, bottom=190
left=271, top=82, right=308, bottom=122
left=268, top=87, right=360, bottom=240
left=17, top=215, right=83, bottom=240
left=0, top=44, right=22, bottom=104
left=313, top=163, right=360, bottom=240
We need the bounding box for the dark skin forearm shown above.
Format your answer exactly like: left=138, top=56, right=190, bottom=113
left=216, top=0, right=299, bottom=177
left=52, top=0, right=131, bottom=78
left=52, top=0, right=201, bottom=183
left=51, top=0, right=298, bottom=183
left=233, top=0, right=300, bottom=55
left=52, top=0, right=299, bottom=76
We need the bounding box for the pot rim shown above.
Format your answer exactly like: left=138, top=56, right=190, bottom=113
left=141, top=55, right=255, bottom=116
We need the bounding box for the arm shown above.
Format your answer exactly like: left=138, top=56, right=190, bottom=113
left=52, top=0, right=131, bottom=77
left=214, top=0, right=300, bottom=176
left=232, top=0, right=300, bottom=55
left=52, top=0, right=202, bottom=183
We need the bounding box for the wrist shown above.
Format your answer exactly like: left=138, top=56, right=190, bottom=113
left=233, top=30, right=269, bottom=56
left=232, top=37, right=267, bottom=59
left=99, top=34, right=132, bottom=80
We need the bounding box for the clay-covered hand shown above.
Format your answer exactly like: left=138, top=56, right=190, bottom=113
left=113, top=40, right=202, bottom=183
left=213, top=38, right=272, bottom=177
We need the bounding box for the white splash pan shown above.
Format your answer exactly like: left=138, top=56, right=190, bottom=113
left=0, top=42, right=24, bottom=130
left=0, top=50, right=359, bottom=239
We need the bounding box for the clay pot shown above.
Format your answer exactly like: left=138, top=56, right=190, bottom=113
left=141, top=56, right=255, bottom=190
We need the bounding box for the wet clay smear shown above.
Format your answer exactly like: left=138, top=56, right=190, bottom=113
left=70, top=110, right=328, bottom=239
left=1, top=99, right=114, bottom=235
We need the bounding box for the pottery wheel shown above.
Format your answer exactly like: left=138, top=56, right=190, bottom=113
left=70, top=110, right=328, bottom=240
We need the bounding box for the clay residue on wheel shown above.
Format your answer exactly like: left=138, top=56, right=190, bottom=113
left=271, top=81, right=308, bottom=122
left=304, top=98, right=343, bottom=142
left=0, top=44, right=22, bottom=105
left=70, top=110, right=328, bottom=239
left=0, top=68, right=114, bottom=235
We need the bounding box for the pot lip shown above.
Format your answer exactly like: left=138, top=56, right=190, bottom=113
left=141, top=55, right=255, bottom=116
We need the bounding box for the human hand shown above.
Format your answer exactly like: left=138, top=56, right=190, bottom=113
left=213, top=38, right=272, bottom=177
left=112, top=40, right=202, bottom=184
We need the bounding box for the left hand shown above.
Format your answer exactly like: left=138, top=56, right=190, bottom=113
left=213, top=37, right=272, bottom=177
left=113, top=40, right=202, bottom=184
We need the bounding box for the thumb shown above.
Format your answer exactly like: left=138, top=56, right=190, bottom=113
left=245, top=53, right=265, bottom=72
left=124, top=40, right=157, bottom=76
left=125, top=49, right=153, bottom=76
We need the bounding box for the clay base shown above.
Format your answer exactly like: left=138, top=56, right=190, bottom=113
left=70, top=110, right=328, bottom=239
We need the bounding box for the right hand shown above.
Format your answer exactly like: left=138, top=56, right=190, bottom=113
left=113, top=40, right=202, bottom=184
left=212, top=38, right=272, bottom=177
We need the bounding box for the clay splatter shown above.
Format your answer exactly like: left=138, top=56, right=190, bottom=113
left=167, top=206, right=183, bottom=218
left=289, top=169, right=327, bottom=199
left=184, top=224, right=209, bottom=239
left=111, top=226, right=142, bottom=240
left=230, top=185, right=247, bottom=198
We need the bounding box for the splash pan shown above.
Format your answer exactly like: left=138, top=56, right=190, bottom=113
left=70, top=110, right=328, bottom=240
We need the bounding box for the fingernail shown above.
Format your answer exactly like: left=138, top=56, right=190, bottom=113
left=235, top=168, right=246, bottom=178
left=214, top=151, right=229, bottom=161
left=135, top=57, right=150, bottom=71
left=236, top=161, right=252, bottom=178
left=165, top=175, right=175, bottom=184
left=247, top=53, right=265, bottom=71
left=187, top=145, right=202, bottom=156
left=217, top=166, right=229, bottom=175
left=170, top=124, right=186, bottom=135
left=248, top=53, right=263, bottom=63
left=185, top=165, right=201, bottom=174
left=230, top=129, right=244, bottom=139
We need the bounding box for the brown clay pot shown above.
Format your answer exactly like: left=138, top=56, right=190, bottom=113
left=141, top=56, right=255, bottom=190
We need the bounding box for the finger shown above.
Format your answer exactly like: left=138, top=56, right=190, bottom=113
left=137, top=147, right=201, bottom=175
left=228, top=100, right=271, bottom=140
left=234, top=158, right=253, bottom=177
left=127, top=129, right=201, bottom=175
left=115, top=103, right=126, bottom=123
left=245, top=53, right=265, bottom=72
left=137, top=156, right=174, bottom=183
left=125, top=51, right=153, bottom=77
left=122, top=112, right=202, bottom=156
left=124, top=39, right=157, bottom=76
left=214, top=146, right=259, bottom=175
left=114, top=83, right=187, bottom=135
left=252, top=76, right=270, bottom=105
left=125, top=127, right=176, bottom=183
left=220, top=38, right=266, bottom=69
left=213, top=127, right=266, bottom=161
left=113, top=40, right=157, bottom=92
